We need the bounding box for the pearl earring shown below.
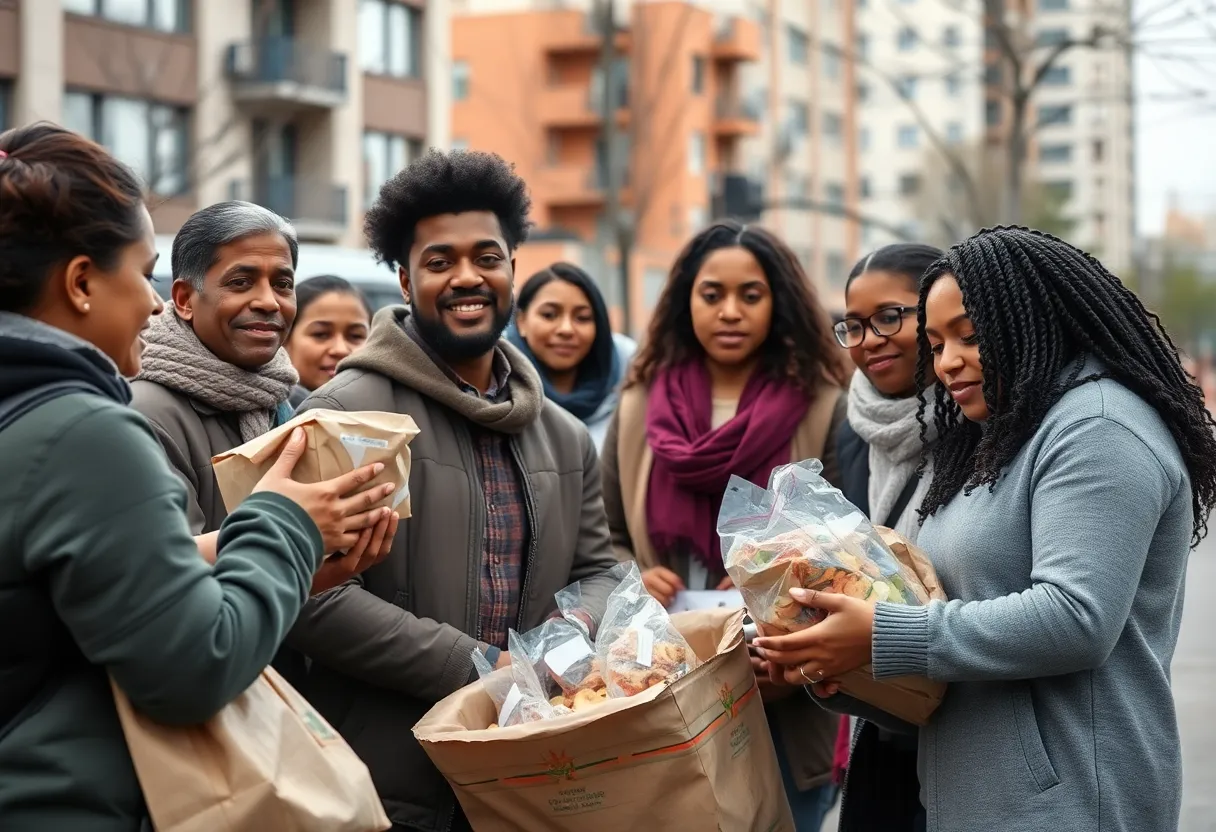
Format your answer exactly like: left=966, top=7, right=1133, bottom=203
left=83, top=303, right=90, bottom=312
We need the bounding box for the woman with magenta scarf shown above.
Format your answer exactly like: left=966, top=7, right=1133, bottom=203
left=600, top=220, right=851, bottom=829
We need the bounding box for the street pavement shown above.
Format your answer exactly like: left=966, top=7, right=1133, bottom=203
left=820, top=536, right=1216, bottom=832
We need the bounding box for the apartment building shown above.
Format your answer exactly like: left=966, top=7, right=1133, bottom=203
left=0, top=0, right=448, bottom=248
left=854, top=0, right=1134, bottom=272
left=854, top=0, right=986, bottom=250
left=1028, top=0, right=1134, bottom=271
left=451, top=0, right=860, bottom=326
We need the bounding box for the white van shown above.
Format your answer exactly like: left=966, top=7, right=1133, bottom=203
left=150, top=235, right=404, bottom=311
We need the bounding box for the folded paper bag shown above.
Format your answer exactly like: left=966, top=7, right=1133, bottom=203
left=212, top=410, right=420, bottom=517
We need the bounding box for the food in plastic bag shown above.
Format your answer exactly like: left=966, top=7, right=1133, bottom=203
left=595, top=564, right=700, bottom=698
left=470, top=645, right=570, bottom=729
left=717, top=459, right=930, bottom=634
left=508, top=621, right=606, bottom=709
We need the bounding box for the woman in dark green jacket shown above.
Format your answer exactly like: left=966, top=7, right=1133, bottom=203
left=0, top=123, right=396, bottom=830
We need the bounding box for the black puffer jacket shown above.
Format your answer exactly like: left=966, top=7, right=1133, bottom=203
left=833, top=415, right=925, bottom=832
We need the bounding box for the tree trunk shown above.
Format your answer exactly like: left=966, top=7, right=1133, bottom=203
left=595, top=0, right=631, bottom=334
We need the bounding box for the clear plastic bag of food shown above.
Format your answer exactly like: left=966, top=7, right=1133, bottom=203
left=717, top=459, right=930, bottom=635
left=507, top=622, right=608, bottom=713
left=594, top=564, right=700, bottom=698
left=470, top=644, right=570, bottom=728
left=555, top=561, right=635, bottom=642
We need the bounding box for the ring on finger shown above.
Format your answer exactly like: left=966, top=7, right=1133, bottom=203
left=798, top=665, right=825, bottom=685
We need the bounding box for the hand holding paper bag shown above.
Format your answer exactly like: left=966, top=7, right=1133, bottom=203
left=214, top=410, right=419, bottom=556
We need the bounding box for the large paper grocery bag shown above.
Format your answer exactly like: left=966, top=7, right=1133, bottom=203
left=212, top=409, right=419, bottom=517
left=414, top=608, right=795, bottom=832
left=111, top=667, right=390, bottom=832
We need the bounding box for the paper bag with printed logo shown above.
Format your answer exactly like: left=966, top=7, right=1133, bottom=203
left=212, top=409, right=419, bottom=518
left=413, top=608, right=795, bottom=832
left=111, top=667, right=390, bottom=832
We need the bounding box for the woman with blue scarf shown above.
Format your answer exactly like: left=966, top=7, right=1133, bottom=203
left=507, top=262, right=635, bottom=449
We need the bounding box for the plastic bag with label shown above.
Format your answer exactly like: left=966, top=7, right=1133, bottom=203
left=717, top=459, right=930, bottom=635
left=554, top=561, right=635, bottom=642
left=470, top=645, right=570, bottom=728
left=507, top=622, right=608, bottom=712
left=594, top=564, right=700, bottom=698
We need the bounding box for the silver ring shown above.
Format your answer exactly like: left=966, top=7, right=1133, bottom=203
left=799, top=666, right=825, bottom=684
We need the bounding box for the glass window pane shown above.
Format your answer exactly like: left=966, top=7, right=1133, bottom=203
left=150, top=105, right=185, bottom=195
left=388, top=134, right=406, bottom=178
left=151, top=0, right=184, bottom=33
left=387, top=4, right=408, bottom=77
left=63, top=0, right=97, bottom=14
left=101, top=96, right=152, bottom=186
left=63, top=92, right=96, bottom=138
left=405, top=7, right=421, bottom=77
left=359, top=0, right=385, bottom=74
left=363, top=131, right=387, bottom=208
left=102, top=0, right=148, bottom=26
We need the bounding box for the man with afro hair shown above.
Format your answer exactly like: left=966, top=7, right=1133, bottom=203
left=287, top=149, right=619, bottom=831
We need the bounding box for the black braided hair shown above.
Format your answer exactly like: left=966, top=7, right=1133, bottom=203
left=915, top=226, right=1216, bottom=546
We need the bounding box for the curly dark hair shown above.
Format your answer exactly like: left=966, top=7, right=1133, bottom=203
left=915, top=226, right=1216, bottom=545
left=363, top=149, right=533, bottom=270
left=629, top=220, right=850, bottom=393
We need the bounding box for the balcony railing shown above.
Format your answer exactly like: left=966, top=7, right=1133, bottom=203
left=229, top=177, right=348, bottom=239
left=225, top=37, right=347, bottom=107
left=715, top=96, right=762, bottom=121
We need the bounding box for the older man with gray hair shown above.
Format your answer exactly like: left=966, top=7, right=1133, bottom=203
left=132, top=201, right=393, bottom=601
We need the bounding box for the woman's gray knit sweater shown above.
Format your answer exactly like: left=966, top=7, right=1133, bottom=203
left=866, top=372, right=1191, bottom=831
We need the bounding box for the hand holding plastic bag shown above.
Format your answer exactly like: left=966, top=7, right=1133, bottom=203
left=718, top=460, right=930, bottom=635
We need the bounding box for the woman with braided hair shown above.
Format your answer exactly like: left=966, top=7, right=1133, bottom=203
left=755, top=226, right=1212, bottom=831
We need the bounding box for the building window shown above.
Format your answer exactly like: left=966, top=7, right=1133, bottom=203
left=897, top=124, right=918, bottom=149
left=823, top=45, right=841, bottom=79
left=985, top=100, right=1002, bottom=126
left=984, top=63, right=1002, bottom=86
left=1039, top=143, right=1072, bottom=163
left=688, top=131, right=706, bottom=174
left=692, top=55, right=706, bottom=94
left=896, top=75, right=917, bottom=99
left=945, top=72, right=961, bottom=97
left=857, top=81, right=870, bottom=103
left=64, top=0, right=190, bottom=33
left=1039, top=0, right=1069, bottom=10
left=823, top=112, right=843, bottom=145
left=946, top=121, right=963, bottom=143
left=899, top=173, right=921, bottom=196
left=1041, top=65, right=1071, bottom=86
left=1038, top=104, right=1072, bottom=126
left=825, top=182, right=845, bottom=206
left=788, top=25, right=809, bottom=64
left=360, top=0, right=422, bottom=78
left=826, top=252, right=846, bottom=288
left=1036, top=28, right=1070, bottom=46
left=1043, top=180, right=1073, bottom=201
left=857, top=33, right=869, bottom=59
left=363, top=130, right=421, bottom=208
left=1093, top=138, right=1105, bottom=162
left=943, top=25, right=960, bottom=47
left=859, top=176, right=871, bottom=199
left=452, top=61, right=469, bottom=101
left=64, top=90, right=188, bottom=196
left=788, top=100, right=811, bottom=137
left=859, top=126, right=870, bottom=151
left=897, top=27, right=918, bottom=51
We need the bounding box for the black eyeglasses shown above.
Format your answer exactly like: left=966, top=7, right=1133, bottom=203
left=833, top=306, right=917, bottom=348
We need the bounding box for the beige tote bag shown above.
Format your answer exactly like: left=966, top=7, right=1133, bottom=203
left=111, top=667, right=390, bottom=832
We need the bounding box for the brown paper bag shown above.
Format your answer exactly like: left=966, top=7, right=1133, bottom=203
left=414, top=608, right=794, bottom=832
left=111, top=667, right=390, bottom=832
left=212, top=410, right=419, bottom=517
left=830, top=527, right=948, bottom=726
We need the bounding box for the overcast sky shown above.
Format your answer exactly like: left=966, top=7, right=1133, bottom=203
left=1133, top=0, right=1216, bottom=234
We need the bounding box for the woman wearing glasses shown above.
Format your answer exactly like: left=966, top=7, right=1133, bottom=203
left=831, top=243, right=942, bottom=832
left=600, top=220, right=851, bottom=831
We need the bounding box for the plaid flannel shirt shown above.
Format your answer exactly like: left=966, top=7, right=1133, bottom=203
left=405, top=323, right=528, bottom=650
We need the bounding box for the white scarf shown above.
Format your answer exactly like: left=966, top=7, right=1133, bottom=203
left=846, top=372, right=935, bottom=542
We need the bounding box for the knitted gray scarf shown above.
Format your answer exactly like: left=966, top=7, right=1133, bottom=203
left=136, top=311, right=298, bottom=443
left=846, top=371, right=936, bottom=541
